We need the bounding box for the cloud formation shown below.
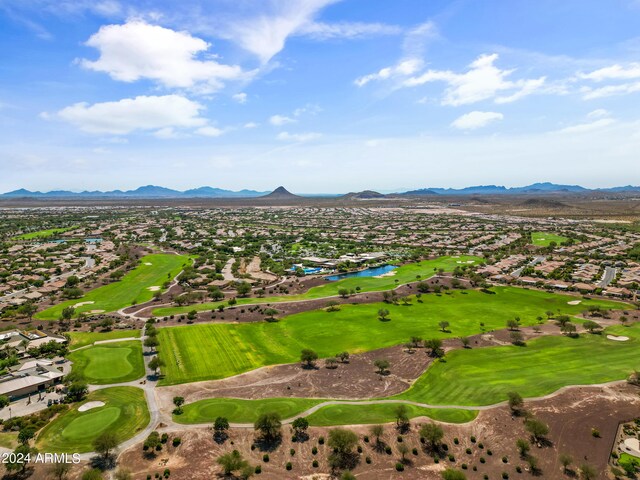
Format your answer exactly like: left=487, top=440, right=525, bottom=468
left=451, top=111, right=504, bottom=130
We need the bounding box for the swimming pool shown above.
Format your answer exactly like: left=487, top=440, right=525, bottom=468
left=325, top=264, right=397, bottom=281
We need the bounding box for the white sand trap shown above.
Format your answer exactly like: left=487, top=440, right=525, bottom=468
left=607, top=335, right=629, bottom=342
left=73, top=301, right=95, bottom=307
left=78, top=401, right=105, bottom=412
left=567, top=300, right=582, bottom=305
left=147, top=286, right=161, bottom=291
left=373, top=271, right=397, bottom=278
left=89, top=310, right=105, bottom=314
left=144, top=262, right=152, bottom=265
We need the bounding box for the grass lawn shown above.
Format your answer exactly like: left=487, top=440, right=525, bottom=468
left=0, top=432, right=18, bottom=449
left=36, top=387, right=149, bottom=454
left=36, top=253, right=191, bottom=320
left=67, top=341, right=145, bottom=384
left=305, top=403, right=477, bottom=426
left=174, top=398, right=324, bottom=424
left=619, top=453, right=640, bottom=471
left=531, top=231, right=569, bottom=247
left=152, top=255, right=483, bottom=316
left=13, top=227, right=76, bottom=240
left=67, top=329, right=141, bottom=349
left=157, top=286, right=626, bottom=385
left=395, top=323, right=640, bottom=407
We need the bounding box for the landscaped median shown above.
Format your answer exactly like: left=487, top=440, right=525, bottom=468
left=172, top=397, right=478, bottom=426
left=36, top=387, right=149, bottom=454
left=35, top=253, right=192, bottom=320
left=151, top=255, right=484, bottom=317
left=67, top=340, right=145, bottom=384
left=156, top=286, right=627, bottom=385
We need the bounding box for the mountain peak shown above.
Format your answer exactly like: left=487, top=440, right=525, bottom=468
left=262, top=186, right=298, bottom=198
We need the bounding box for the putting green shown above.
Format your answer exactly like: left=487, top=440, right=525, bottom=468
left=36, top=253, right=191, bottom=320
left=157, top=286, right=626, bottom=385
left=395, top=323, right=640, bottom=406
left=531, top=231, right=569, bottom=247
left=152, top=255, right=483, bottom=316
left=68, top=341, right=145, bottom=384
left=67, top=330, right=141, bottom=349
left=36, top=387, right=149, bottom=453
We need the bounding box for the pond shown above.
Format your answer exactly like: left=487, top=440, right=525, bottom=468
left=325, top=264, right=397, bottom=281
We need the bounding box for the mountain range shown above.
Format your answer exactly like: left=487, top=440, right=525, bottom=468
left=1, top=182, right=640, bottom=199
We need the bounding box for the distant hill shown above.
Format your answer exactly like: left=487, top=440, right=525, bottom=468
left=401, top=188, right=439, bottom=196
left=260, top=186, right=300, bottom=199
left=0, top=185, right=268, bottom=199
left=342, top=190, right=386, bottom=200
left=401, top=182, right=640, bottom=195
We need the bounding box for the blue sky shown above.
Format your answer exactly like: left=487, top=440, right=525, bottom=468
left=1, top=0, right=640, bottom=193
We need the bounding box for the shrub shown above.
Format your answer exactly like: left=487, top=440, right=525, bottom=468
left=262, top=454, right=269, bottom=463
left=466, top=448, right=472, bottom=454
left=312, top=460, right=319, bottom=468
left=454, top=437, right=459, bottom=444
left=285, top=462, right=292, bottom=471
left=172, top=437, right=181, bottom=447
left=385, top=446, right=392, bottom=455
left=318, top=436, right=325, bottom=445
left=395, top=462, right=404, bottom=472
left=365, top=456, right=371, bottom=464
left=502, top=473, right=509, bottom=479
left=312, top=447, right=318, bottom=455
left=254, top=465, right=261, bottom=474
left=470, top=435, right=476, bottom=443
left=502, top=456, right=508, bottom=463
left=412, top=447, right=418, bottom=455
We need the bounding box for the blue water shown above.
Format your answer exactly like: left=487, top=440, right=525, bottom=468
left=325, top=264, right=397, bottom=281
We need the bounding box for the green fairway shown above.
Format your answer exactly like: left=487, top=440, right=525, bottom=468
left=36, top=253, right=191, bottom=320
left=174, top=397, right=477, bottom=425
left=67, top=329, right=141, bottom=349
left=175, top=398, right=324, bottom=424
left=152, top=255, right=483, bottom=316
left=67, top=341, right=145, bottom=384
left=157, top=286, right=626, bottom=385
left=531, top=231, right=569, bottom=246
left=395, top=323, right=640, bottom=406
left=13, top=227, right=76, bottom=240
left=305, top=403, right=477, bottom=426
left=36, top=387, right=149, bottom=453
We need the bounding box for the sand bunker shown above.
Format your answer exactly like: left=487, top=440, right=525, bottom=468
left=456, top=260, right=476, bottom=264
left=147, top=286, right=161, bottom=291
left=73, top=301, right=95, bottom=308
left=78, top=401, right=105, bottom=412
left=144, top=262, right=152, bottom=266
left=607, top=335, right=629, bottom=342
left=567, top=300, right=582, bottom=305
left=373, top=271, right=397, bottom=278
left=89, top=310, right=105, bottom=314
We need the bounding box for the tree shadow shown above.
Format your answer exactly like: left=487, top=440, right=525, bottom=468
left=89, top=453, right=116, bottom=470
left=253, top=435, right=282, bottom=452
left=214, top=432, right=229, bottom=444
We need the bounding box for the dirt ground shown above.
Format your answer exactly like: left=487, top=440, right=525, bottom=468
left=108, top=383, right=640, bottom=480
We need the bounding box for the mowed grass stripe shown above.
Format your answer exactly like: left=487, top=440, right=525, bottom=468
left=156, top=287, right=627, bottom=385
left=36, top=253, right=191, bottom=320
left=396, top=323, right=640, bottom=406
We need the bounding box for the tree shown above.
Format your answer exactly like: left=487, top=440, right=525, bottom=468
left=395, top=404, right=410, bottom=431
left=525, top=417, right=549, bottom=442
left=66, top=381, right=89, bottom=402
left=93, top=431, right=118, bottom=459
left=173, top=396, right=185, bottom=414
left=442, top=469, right=467, bottom=480
left=0, top=395, right=9, bottom=409
left=217, top=449, right=249, bottom=475
left=341, top=472, right=357, bottom=480
left=580, top=464, right=597, bottom=480
left=420, top=423, right=444, bottom=451
left=510, top=331, right=525, bottom=346
left=144, top=336, right=159, bottom=351
left=300, top=349, right=318, bottom=368
left=19, top=302, right=37, bottom=320
left=18, top=427, right=35, bottom=445
left=507, top=319, right=520, bottom=331
left=582, top=320, right=602, bottom=334
left=254, top=412, right=282, bottom=442
left=338, top=288, right=349, bottom=298
left=425, top=338, right=444, bottom=357
left=325, top=300, right=340, bottom=312
left=561, top=322, right=577, bottom=336
left=398, top=443, right=409, bottom=462
left=325, top=357, right=338, bottom=369
left=148, top=356, right=164, bottom=375
left=370, top=424, right=384, bottom=445
left=292, top=417, right=309, bottom=439
left=516, top=438, right=530, bottom=458
left=61, top=306, right=75, bottom=321
left=214, top=416, right=230, bottom=442
left=235, top=281, right=252, bottom=297
left=209, top=286, right=224, bottom=301
left=50, top=460, right=71, bottom=480
left=374, top=358, right=390, bottom=375
left=327, top=428, right=358, bottom=469
left=460, top=337, right=470, bottom=348
left=559, top=453, right=573, bottom=473
left=377, top=308, right=390, bottom=321
left=263, top=308, right=278, bottom=321
left=438, top=321, right=450, bottom=332
left=507, top=391, right=524, bottom=413
left=337, top=351, right=350, bottom=363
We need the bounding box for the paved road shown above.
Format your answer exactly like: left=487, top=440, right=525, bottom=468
left=598, top=266, right=617, bottom=288
left=511, top=256, right=545, bottom=278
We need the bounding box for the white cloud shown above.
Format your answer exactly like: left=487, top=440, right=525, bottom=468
left=195, top=126, right=224, bottom=137
left=578, top=63, right=640, bottom=82
left=277, top=131, right=321, bottom=142
left=232, top=93, right=248, bottom=104
left=269, top=114, right=296, bottom=126
left=580, top=81, right=640, bottom=99
left=587, top=109, right=610, bottom=119
left=355, top=59, right=423, bottom=87
left=298, top=21, right=401, bottom=40
left=404, top=53, right=546, bottom=106
left=244, top=122, right=259, bottom=128
left=451, top=111, right=504, bottom=130
left=556, top=118, right=615, bottom=134
left=154, top=127, right=180, bottom=139
left=55, top=95, right=207, bottom=135
left=80, top=21, right=245, bottom=92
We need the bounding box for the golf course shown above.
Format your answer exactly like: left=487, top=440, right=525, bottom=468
left=68, top=341, right=145, bottom=384
left=13, top=227, right=76, bottom=240
left=67, top=329, right=141, bottom=349
left=36, top=253, right=191, bottom=320
left=36, top=387, right=149, bottom=453
left=157, top=286, right=627, bottom=385
left=152, top=255, right=483, bottom=317
left=531, top=231, right=569, bottom=247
